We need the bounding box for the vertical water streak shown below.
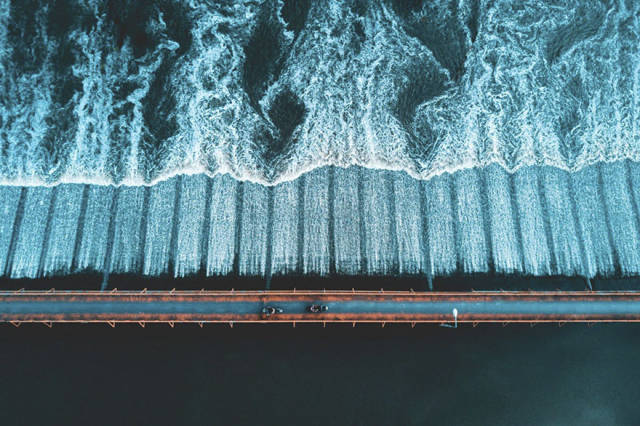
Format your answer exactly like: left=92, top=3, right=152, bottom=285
left=296, top=175, right=305, bottom=273
left=43, top=184, right=84, bottom=276
left=76, top=185, right=115, bottom=273
left=418, top=180, right=433, bottom=289
left=600, top=161, right=640, bottom=274
left=625, top=160, right=640, bottom=254
left=238, top=181, right=268, bottom=275
left=0, top=187, right=23, bottom=277
left=175, top=175, right=209, bottom=277
left=110, top=186, right=146, bottom=273
left=596, top=163, right=620, bottom=275
left=357, top=167, right=367, bottom=274
left=453, top=168, right=488, bottom=273
left=101, top=186, right=119, bottom=290
left=507, top=172, right=526, bottom=274
left=361, top=168, right=395, bottom=274
left=513, top=166, right=552, bottom=275
left=385, top=171, right=400, bottom=275
left=142, top=179, right=176, bottom=276
left=37, top=185, right=58, bottom=278
left=231, top=181, right=244, bottom=275
left=449, top=170, right=462, bottom=271
left=484, top=165, right=522, bottom=273
left=302, top=168, right=330, bottom=274
left=392, top=171, right=424, bottom=274
left=70, top=184, right=90, bottom=272
left=327, top=167, right=337, bottom=276
left=570, top=165, right=614, bottom=277
left=333, top=167, right=362, bottom=275
left=566, top=169, right=593, bottom=278
left=137, top=186, right=151, bottom=272
left=199, top=177, right=213, bottom=274
left=207, top=175, right=237, bottom=275
left=479, top=168, right=495, bottom=272
left=423, top=172, right=456, bottom=275
left=569, top=166, right=614, bottom=278
left=264, top=186, right=274, bottom=289
left=535, top=167, right=557, bottom=273
left=10, top=187, right=53, bottom=278
left=272, top=179, right=299, bottom=275
left=168, top=176, right=183, bottom=278
left=539, top=167, right=583, bottom=275
left=628, top=160, right=640, bottom=220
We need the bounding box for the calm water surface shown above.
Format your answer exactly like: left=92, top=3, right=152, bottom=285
left=0, top=324, right=637, bottom=425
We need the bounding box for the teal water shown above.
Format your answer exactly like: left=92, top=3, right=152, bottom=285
left=2, top=1, right=640, bottom=185
left=0, top=324, right=638, bottom=425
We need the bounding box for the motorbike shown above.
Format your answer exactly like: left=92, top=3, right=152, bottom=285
left=307, top=304, right=329, bottom=313
left=261, top=306, right=284, bottom=316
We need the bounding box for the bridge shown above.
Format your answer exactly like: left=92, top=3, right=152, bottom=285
left=2, top=290, right=640, bottom=326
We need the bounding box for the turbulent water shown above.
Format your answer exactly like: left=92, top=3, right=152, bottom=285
left=1, top=0, right=639, bottom=186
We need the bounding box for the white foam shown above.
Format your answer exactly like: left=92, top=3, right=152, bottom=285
left=0, top=1, right=639, bottom=186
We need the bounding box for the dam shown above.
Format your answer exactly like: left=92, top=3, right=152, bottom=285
left=2, top=2, right=640, bottom=424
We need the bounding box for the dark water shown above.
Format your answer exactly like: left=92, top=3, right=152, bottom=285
left=1, top=324, right=638, bottom=425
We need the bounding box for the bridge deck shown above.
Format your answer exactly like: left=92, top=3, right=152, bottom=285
left=2, top=290, right=640, bottom=325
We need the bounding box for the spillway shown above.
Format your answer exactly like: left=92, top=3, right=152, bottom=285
left=1, top=160, right=639, bottom=286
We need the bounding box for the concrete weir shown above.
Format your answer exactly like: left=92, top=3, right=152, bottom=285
left=1, top=160, right=640, bottom=284
left=2, top=290, right=640, bottom=325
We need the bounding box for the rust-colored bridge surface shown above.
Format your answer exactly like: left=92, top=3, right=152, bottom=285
left=2, top=290, right=640, bottom=326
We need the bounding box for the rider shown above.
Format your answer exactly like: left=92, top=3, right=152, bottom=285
left=262, top=306, right=282, bottom=316
left=308, top=304, right=328, bottom=313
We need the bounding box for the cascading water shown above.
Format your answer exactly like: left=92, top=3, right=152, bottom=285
left=1, top=0, right=640, bottom=283
left=1, top=0, right=639, bottom=185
